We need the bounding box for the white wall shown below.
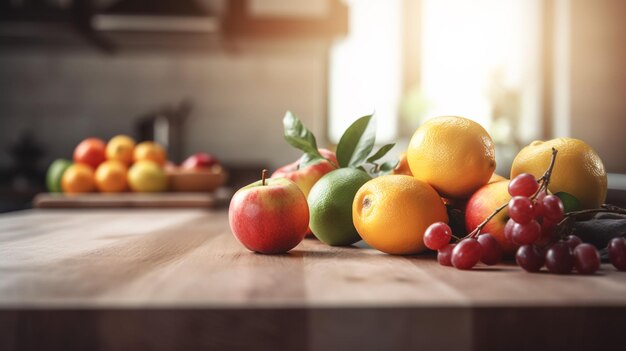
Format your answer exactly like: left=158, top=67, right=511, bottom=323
left=0, top=43, right=328, bottom=170
left=567, top=0, right=626, bottom=173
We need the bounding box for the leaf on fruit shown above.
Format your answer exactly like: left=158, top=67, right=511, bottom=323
left=299, top=152, right=327, bottom=169
left=555, top=192, right=581, bottom=213
left=336, top=114, right=376, bottom=168
left=377, top=160, right=399, bottom=175
left=366, top=143, right=395, bottom=163
left=283, top=111, right=325, bottom=166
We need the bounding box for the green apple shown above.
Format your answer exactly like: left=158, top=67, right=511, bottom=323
left=46, top=159, right=73, bottom=193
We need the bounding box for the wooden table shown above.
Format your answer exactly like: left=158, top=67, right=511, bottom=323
left=1, top=209, right=625, bottom=351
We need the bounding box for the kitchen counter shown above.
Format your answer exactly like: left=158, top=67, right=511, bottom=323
left=1, top=209, right=625, bottom=351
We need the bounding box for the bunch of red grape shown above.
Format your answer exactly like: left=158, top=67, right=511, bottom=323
left=424, top=222, right=502, bottom=270
left=506, top=173, right=603, bottom=274
left=424, top=172, right=626, bottom=273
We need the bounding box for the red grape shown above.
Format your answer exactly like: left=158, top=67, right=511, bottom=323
left=508, top=196, right=535, bottom=224
left=565, top=235, right=582, bottom=250
left=451, top=238, right=483, bottom=270
left=477, top=233, right=502, bottom=265
left=545, top=242, right=574, bottom=274
left=437, top=243, right=456, bottom=267
left=540, top=217, right=558, bottom=240
left=424, top=222, right=453, bottom=250
left=516, top=244, right=545, bottom=272
left=542, top=195, right=565, bottom=221
left=511, top=220, right=541, bottom=245
left=608, top=237, right=626, bottom=271
left=573, top=243, right=600, bottom=274
left=508, top=173, right=539, bottom=197
left=504, top=218, right=515, bottom=242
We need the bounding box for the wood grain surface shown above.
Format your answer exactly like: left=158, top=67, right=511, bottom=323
left=0, top=209, right=625, bottom=351
left=33, top=191, right=232, bottom=209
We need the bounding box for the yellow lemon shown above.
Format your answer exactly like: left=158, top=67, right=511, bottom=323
left=407, top=116, right=496, bottom=199
left=353, top=175, right=448, bottom=255
left=128, top=160, right=168, bottom=192
left=511, top=138, right=607, bottom=209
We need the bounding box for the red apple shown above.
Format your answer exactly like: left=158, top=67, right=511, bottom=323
left=465, top=180, right=518, bottom=255
left=272, top=149, right=337, bottom=237
left=181, top=152, right=218, bottom=170
left=74, top=138, right=106, bottom=169
left=229, top=172, right=309, bottom=254
left=271, top=148, right=338, bottom=198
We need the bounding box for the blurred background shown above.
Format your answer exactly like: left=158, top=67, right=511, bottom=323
left=1, top=0, right=625, bottom=212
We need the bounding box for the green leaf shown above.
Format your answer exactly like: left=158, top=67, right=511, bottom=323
left=283, top=111, right=325, bottom=167
left=555, top=192, right=581, bottom=213
left=377, top=160, right=399, bottom=175
left=336, top=114, right=376, bottom=168
left=299, top=152, right=326, bottom=169
left=366, top=143, right=395, bottom=163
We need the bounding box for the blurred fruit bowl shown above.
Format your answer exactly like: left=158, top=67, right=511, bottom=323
left=167, top=165, right=228, bottom=192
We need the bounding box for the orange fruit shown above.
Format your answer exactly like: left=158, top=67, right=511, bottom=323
left=392, top=152, right=413, bottom=176
left=95, top=160, right=128, bottom=192
left=134, top=141, right=167, bottom=166
left=407, top=116, right=496, bottom=199
left=488, top=173, right=507, bottom=184
left=353, top=175, right=448, bottom=255
left=128, top=160, right=168, bottom=192
left=61, top=164, right=96, bottom=193
left=511, top=138, right=607, bottom=209
left=106, top=135, right=135, bottom=165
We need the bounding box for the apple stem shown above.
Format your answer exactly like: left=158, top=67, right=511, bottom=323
left=262, top=169, right=267, bottom=186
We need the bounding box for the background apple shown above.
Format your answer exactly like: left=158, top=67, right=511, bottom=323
left=271, top=148, right=337, bottom=198
left=465, top=180, right=517, bottom=255
left=181, top=152, right=219, bottom=170
left=229, top=174, right=309, bottom=254
left=46, top=158, right=72, bottom=193
left=74, top=138, right=106, bottom=169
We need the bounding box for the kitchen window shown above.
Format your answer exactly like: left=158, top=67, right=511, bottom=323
left=329, top=0, right=543, bottom=154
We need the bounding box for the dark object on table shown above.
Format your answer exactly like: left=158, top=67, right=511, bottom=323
left=0, top=131, right=47, bottom=212
left=572, top=212, right=626, bottom=260
left=135, top=100, right=191, bottom=164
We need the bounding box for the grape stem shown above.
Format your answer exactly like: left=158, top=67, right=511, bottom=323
left=530, top=147, right=558, bottom=200
left=566, top=206, right=626, bottom=218
left=554, top=205, right=626, bottom=237
left=464, top=147, right=559, bottom=240
left=466, top=202, right=509, bottom=239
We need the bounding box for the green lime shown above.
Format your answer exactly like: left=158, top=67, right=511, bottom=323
left=308, top=168, right=372, bottom=246
left=46, top=159, right=73, bottom=192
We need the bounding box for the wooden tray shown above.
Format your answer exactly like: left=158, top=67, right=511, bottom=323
left=33, top=189, right=232, bottom=209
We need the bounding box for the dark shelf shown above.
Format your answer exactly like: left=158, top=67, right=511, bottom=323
left=0, top=0, right=348, bottom=53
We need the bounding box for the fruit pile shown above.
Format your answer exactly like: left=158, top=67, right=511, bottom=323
left=47, top=136, right=222, bottom=193
left=229, top=112, right=626, bottom=275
